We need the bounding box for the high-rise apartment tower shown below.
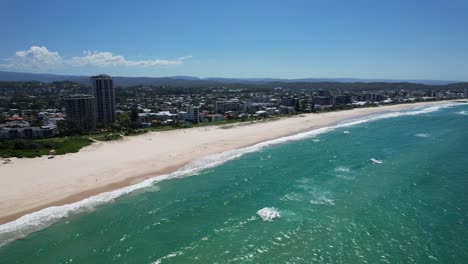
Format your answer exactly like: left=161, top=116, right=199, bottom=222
left=91, top=74, right=116, bottom=124
left=64, top=94, right=97, bottom=132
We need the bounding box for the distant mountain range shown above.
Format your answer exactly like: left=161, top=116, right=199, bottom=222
left=0, top=71, right=461, bottom=87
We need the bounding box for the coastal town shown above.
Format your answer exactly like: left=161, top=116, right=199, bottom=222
left=1, top=74, right=467, bottom=143
left=3, top=0, right=468, bottom=261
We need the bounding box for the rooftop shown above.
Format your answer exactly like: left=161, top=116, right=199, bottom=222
left=64, top=94, right=94, bottom=100
left=91, top=74, right=112, bottom=79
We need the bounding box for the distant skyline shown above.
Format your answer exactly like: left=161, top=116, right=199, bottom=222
left=1, top=0, right=467, bottom=81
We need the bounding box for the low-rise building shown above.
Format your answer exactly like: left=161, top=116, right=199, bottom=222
left=138, top=111, right=177, bottom=126
left=0, top=125, right=58, bottom=140
left=206, top=114, right=225, bottom=122
left=177, top=111, right=188, bottom=120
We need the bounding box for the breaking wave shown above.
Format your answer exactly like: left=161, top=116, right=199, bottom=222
left=257, top=207, right=281, bottom=221
left=370, top=158, right=384, bottom=164
left=415, top=133, right=430, bottom=138
left=0, top=102, right=461, bottom=247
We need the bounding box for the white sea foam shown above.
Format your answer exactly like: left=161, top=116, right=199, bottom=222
left=152, top=250, right=183, bottom=264
left=343, top=131, right=351, bottom=134
left=370, top=158, right=383, bottom=164
left=456, top=110, right=468, bottom=115
left=334, top=166, right=354, bottom=180
left=257, top=207, right=281, bottom=221
left=0, top=102, right=461, bottom=247
left=415, top=133, right=430, bottom=138
left=310, top=196, right=335, bottom=206
left=335, top=166, right=350, bottom=173
left=280, top=192, right=303, bottom=201
left=336, top=174, right=355, bottom=180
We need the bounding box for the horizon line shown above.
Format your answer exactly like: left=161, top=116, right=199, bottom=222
left=0, top=70, right=464, bottom=83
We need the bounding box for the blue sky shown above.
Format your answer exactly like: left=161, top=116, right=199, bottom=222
left=1, top=0, right=467, bottom=80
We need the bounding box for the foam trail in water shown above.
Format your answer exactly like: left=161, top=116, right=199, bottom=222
left=310, top=196, right=335, bottom=206
left=0, top=102, right=461, bottom=247
left=335, top=166, right=350, bottom=173
left=370, top=158, right=384, bottom=164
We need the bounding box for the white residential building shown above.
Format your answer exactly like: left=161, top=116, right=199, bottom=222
left=186, top=105, right=200, bottom=123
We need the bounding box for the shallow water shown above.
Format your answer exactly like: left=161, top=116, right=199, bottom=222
left=1, top=103, right=467, bottom=263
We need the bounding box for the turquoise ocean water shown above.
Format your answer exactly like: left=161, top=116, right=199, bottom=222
left=0, top=103, right=467, bottom=263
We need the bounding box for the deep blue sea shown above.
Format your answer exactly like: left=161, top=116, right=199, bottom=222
left=1, top=103, right=467, bottom=263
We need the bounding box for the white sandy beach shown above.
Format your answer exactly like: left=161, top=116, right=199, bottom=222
left=0, top=101, right=458, bottom=224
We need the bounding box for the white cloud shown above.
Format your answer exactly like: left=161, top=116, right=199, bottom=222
left=71, top=51, right=186, bottom=67
left=178, top=55, right=193, bottom=61
left=0, top=46, right=63, bottom=71
left=0, top=46, right=191, bottom=71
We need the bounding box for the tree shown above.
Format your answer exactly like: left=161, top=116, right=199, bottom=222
left=56, top=120, right=68, bottom=133
left=129, top=107, right=140, bottom=129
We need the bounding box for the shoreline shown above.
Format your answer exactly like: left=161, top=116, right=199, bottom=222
left=0, top=100, right=462, bottom=225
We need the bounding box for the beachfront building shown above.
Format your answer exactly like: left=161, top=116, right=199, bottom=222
left=177, top=111, right=188, bottom=120
left=91, top=74, right=116, bottom=125
left=368, top=93, right=386, bottom=102
left=464, top=87, right=468, bottom=98
left=215, top=100, right=242, bottom=113
left=64, top=94, right=97, bottom=132
left=313, top=96, right=335, bottom=106
left=138, top=111, right=178, bottom=126
left=0, top=120, right=57, bottom=140
left=0, top=126, right=57, bottom=140
left=281, top=97, right=299, bottom=107
left=334, top=95, right=352, bottom=105
left=279, top=106, right=295, bottom=115
left=186, top=105, right=200, bottom=123
left=205, top=114, right=225, bottom=122
left=243, top=102, right=266, bottom=114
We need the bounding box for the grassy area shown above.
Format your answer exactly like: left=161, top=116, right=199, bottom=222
left=192, top=119, right=253, bottom=127
left=89, top=133, right=123, bottom=142
left=0, top=137, right=93, bottom=158
left=147, top=126, right=179, bottom=132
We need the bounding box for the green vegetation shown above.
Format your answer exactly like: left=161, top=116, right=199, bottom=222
left=147, top=126, right=178, bottom=132
left=121, top=129, right=148, bottom=136
left=89, top=133, right=123, bottom=142
left=0, top=137, right=93, bottom=158
left=192, top=119, right=247, bottom=127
